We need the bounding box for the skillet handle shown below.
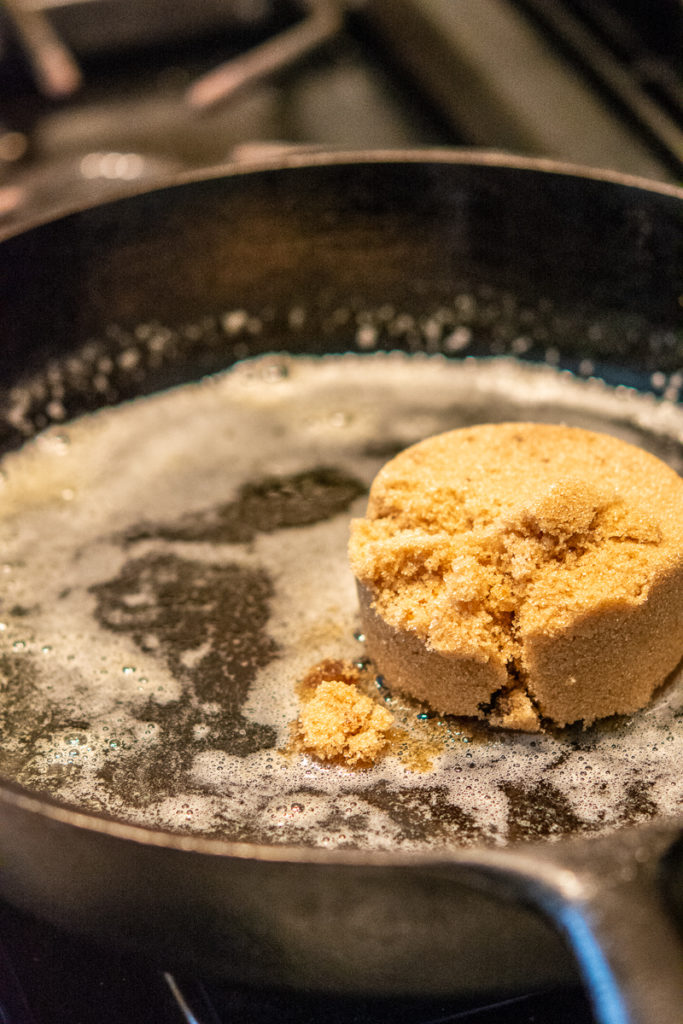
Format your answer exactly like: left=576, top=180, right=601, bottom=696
left=498, top=825, right=683, bottom=1024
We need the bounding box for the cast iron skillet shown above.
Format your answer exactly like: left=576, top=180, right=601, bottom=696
left=0, top=152, right=681, bottom=1024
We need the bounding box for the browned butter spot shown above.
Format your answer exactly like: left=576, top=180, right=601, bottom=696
left=123, top=467, right=366, bottom=545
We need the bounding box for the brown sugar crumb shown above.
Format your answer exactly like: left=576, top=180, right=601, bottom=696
left=291, top=659, right=482, bottom=770
left=297, top=679, right=394, bottom=766
left=349, top=423, right=683, bottom=730
left=296, top=658, right=363, bottom=698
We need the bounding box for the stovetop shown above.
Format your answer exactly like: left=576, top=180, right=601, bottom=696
left=0, top=899, right=599, bottom=1024
left=0, top=2, right=681, bottom=1021
left=0, top=0, right=680, bottom=234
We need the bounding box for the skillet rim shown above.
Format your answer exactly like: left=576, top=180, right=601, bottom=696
left=0, top=148, right=681, bottom=866
left=0, top=147, right=682, bottom=244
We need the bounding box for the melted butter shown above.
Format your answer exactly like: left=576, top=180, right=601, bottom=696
left=0, top=353, right=680, bottom=850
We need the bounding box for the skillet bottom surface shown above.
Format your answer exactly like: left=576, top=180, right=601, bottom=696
left=0, top=352, right=681, bottom=849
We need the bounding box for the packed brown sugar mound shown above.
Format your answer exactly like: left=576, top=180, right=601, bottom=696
left=348, top=423, right=683, bottom=730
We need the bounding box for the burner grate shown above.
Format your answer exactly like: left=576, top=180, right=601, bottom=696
left=514, top=0, right=683, bottom=179
left=0, top=899, right=597, bottom=1024
left=166, top=973, right=598, bottom=1024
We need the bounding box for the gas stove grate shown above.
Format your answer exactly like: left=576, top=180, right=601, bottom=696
left=0, top=900, right=597, bottom=1024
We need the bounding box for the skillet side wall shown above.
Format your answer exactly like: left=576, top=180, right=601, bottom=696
left=0, top=160, right=681, bottom=404
left=0, top=794, right=576, bottom=994
left=0, top=157, right=681, bottom=993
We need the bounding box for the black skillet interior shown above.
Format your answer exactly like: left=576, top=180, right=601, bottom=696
left=1, top=152, right=681, bottom=434
left=0, top=154, right=681, bottom=853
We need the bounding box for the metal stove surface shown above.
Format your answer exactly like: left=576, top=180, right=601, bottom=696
left=0, top=0, right=452, bottom=229
left=0, top=0, right=680, bottom=232
left=0, top=900, right=598, bottom=1024
left=0, top=3, right=680, bottom=1022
